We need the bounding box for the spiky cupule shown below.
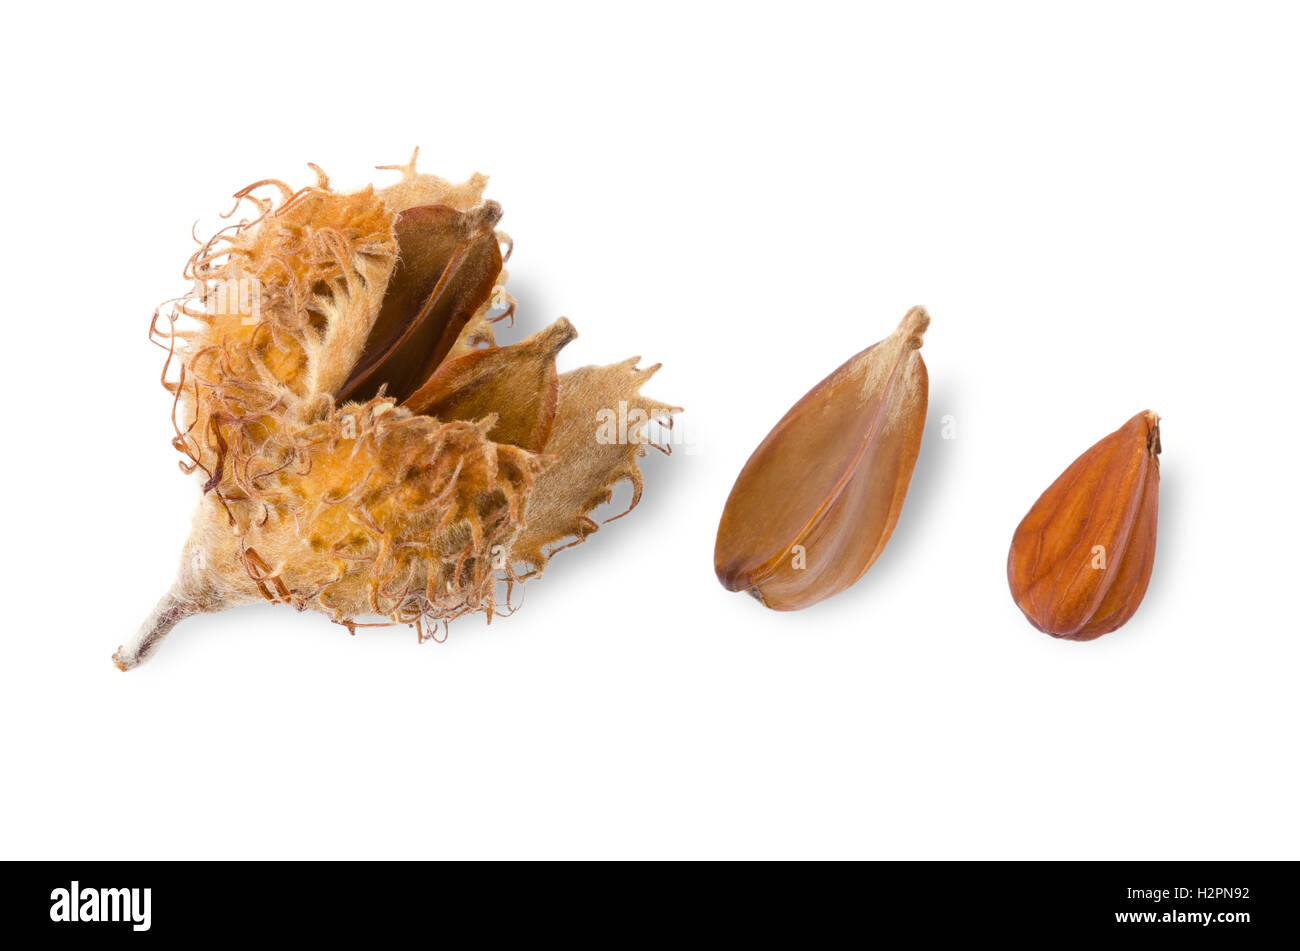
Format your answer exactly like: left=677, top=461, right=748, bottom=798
left=127, top=156, right=677, bottom=668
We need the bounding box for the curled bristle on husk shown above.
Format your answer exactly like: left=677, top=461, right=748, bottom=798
left=117, top=152, right=679, bottom=670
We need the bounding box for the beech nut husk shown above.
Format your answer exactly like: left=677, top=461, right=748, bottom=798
left=115, top=151, right=678, bottom=670
left=714, top=307, right=930, bottom=610
left=1007, top=410, right=1161, bottom=640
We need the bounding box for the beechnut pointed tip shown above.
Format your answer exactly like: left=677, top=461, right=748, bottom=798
left=898, top=305, right=930, bottom=348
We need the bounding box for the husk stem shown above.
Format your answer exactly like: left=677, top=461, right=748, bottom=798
left=114, top=587, right=219, bottom=671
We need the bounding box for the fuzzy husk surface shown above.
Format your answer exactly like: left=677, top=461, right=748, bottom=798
left=116, top=154, right=677, bottom=669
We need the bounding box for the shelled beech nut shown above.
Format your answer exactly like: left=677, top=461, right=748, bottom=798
left=1007, top=411, right=1161, bottom=640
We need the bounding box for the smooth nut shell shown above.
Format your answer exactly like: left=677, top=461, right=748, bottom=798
left=1007, top=410, right=1161, bottom=640
left=714, top=307, right=930, bottom=610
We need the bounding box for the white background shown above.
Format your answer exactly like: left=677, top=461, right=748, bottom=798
left=2, top=1, right=1296, bottom=859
